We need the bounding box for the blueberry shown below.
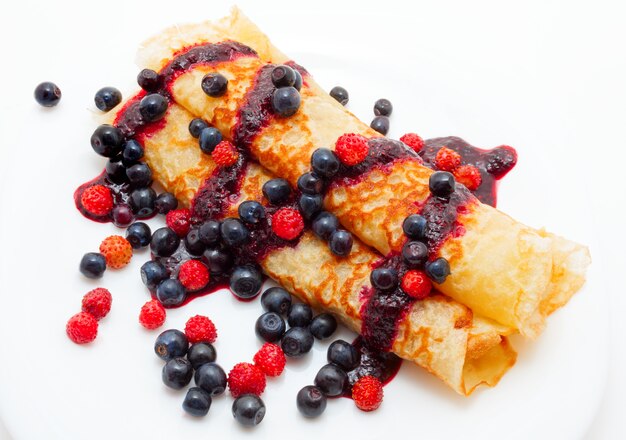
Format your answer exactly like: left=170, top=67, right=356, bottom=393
left=370, top=116, right=390, bottom=135
left=201, top=73, right=228, bottom=97
left=312, top=211, right=339, bottom=240
left=139, top=93, right=168, bottom=122
left=255, top=312, right=286, bottom=342
left=183, top=387, right=212, bottom=417
left=112, top=204, right=135, bottom=227
left=402, top=241, right=428, bottom=267
left=34, top=81, right=61, bottom=107
left=156, top=279, right=187, bottom=307
left=429, top=171, right=456, bottom=198
left=126, top=163, right=153, bottom=188
left=272, top=87, right=301, bottom=117
left=297, top=385, right=327, bottom=418
left=187, top=343, right=217, bottom=369
left=271, top=65, right=297, bottom=88
left=298, top=194, right=323, bottom=220
left=329, top=86, right=349, bottom=105
left=402, top=214, right=427, bottom=240
left=91, top=124, right=124, bottom=157
left=154, top=329, right=189, bottom=361
left=162, top=357, right=193, bottom=389
left=220, top=218, right=249, bottom=247
left=297, top=172, right=324, bottom=195
left=425, top=257, right=451, bottom=284
left=262, top=178, right=291, bottom=205
left=314, top=364, right=348, bottom=397
left=310, top=314, right=337, bottom=340
left=230, top=265, right=263, bottom=299
left=184, top=228, right=206, bottom=256
left=125, top=222, right=151, bottom=249
left=370, top=268, right=398, bottom=290
left=129, top=187, right=156, bottom=218
left=293, top=69, right=303, bottom=91
left=140, top=260, right=168, bottom=290
left=198, top=220, right=221, bottom=245
left=105, top=157, right=127, bottom=184
left=288, top=303, right=313, bottom=327
left=201, top=248, right=233, bottom=275
left=327, top=340, right=360, bottom=371
left=281, top=327, right=314, bottom=358
left=150, top=227, right=180, bottom=257
left=94, top=87, right=122, bottom=112
left=311, top=148, right=340, bottom=178
left=154, top=192, right=178, bottom=215
left=195, top=363, right=227, bottom=396
left=79, top=252, right=106, bottom=278
left=261, top=287, right=292, bottom=315
left=188, top=118, right=208, bottom=138
left=238, top=201, right=266, bottom=225
left=232, top=394, right=266, bottom=427
left=199, top=127, right=223, bottom=154
left=329, top=230, right=353, bottom=257
left=122, top=140, right=144, bottom=163
left=373, top=98, right=393, bottom=116
left=137, top=69, right=161, bottom=92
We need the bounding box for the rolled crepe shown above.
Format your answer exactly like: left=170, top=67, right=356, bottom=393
left=134, top=8, right=590, bottom=337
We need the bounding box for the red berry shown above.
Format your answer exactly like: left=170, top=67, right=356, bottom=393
left=454, top=165, right=482, bottom=191
left=178, top=260, right=210, bottom=291
left=434, top=147, right=461, bottom=172
left=228, top=362, right=266, bottom=397
left=80, top=185, right=114, bottom=217
left=139, top=299, right=166, bottom=330
left=352, top=376, right=383, bottom=411
left=253, top=343, right=286, bottom=377
left=166, top=208, right=191, bottom=237
left=334, top=133, right=369, bottom=166
left=81, top=287, right=112, bottom=320
left=66, top=312, right=98, bottom=344
left=184, top=315, right=217, bottom=344
left=401, top=270, right=432, bottom=299
left=271, top=208, right=304, bottom=240
left=211, top=140, right=239, bottom=167
left=99, top=235, right=133, bottom=269
left=400, top=133, right=425, bottom=153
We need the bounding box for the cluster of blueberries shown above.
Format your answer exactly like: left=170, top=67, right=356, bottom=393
left=329, top=86, right=393, bottom=136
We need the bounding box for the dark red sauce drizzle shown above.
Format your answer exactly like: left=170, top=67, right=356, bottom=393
left=345, top=336, right=403, bottom=392
left=73, top=170, right=135, bottom=223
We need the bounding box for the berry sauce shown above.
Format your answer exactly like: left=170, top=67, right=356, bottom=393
left=345, top=336, right=402, bottom=392
left=73, top=170, right=132, bottom=223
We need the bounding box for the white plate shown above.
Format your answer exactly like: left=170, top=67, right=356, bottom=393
left=0, top=2, right=609, bottom=439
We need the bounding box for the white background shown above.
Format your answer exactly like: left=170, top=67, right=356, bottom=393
left=0, top=0, right=624, bottom=438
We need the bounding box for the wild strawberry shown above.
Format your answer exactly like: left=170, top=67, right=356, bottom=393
left=211, top=140, right=239, bottom=167
left=81, top=287, right=112, bottom=320
left=66, top=312, right=98, bottom=344
left=166, top=208, right=191, bottom=237
left=99, top=235, right=132, bottom=269
left=400, top=133, right=425, bottom=153
left=334, top=133, right=369, bottom=166
left=178, top=260, right=210, bottom=291
left=80, top=185, right=113, bottom=216
left=253, top=343, right=286, bottom=377
left=271, top=208, right=304, bottom=240
left=352, top=376, right=383, bottom=411
left=184, top=315, right=217, bottom=344
left=454, top=165, right=482, bottom=191
left=434, top=147, right=461, bottom=171
left=139, top=299, right=166, bottom=330
left=228, top=362, right=266, bottom=397
left=400, top=270, right=432, bottom=299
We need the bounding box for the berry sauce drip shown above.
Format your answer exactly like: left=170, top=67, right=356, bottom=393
left=346, top=336, right=402, bottom=391
left=74, top=171, right=130, bottom=222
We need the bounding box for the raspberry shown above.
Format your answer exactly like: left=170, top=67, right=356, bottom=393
left=211, top=140, right=239, bottom=167
left=352, top=376, right=383, bottom=411
left=454, top=165, right=482, bottom=191
left=81, top=287, right=112, bottom=320
left=401, top=270, right=432, bottom=299
left=400, top=133, right=425, bottom=153
left=166, top=208, right=191, bottom=237
left=80, top=185, right=113, bottom=217
left=334, top=133, right=369, bottom=166
left=99, top=235, right=132, bottom=269
left=253, top=343, right=286, bottom=377
left=271, top=208, right=304, bottom=240
left=138, top=299, right=166, bottom=330
left=434, top=146, right=461, bottom=172
left=184, top=315, right=217, bottom=344
left=178, top=260, right=210, bottom=291
left=228, top=362, right=266, bottom=397
left=66, top=312, right=98, bottom=344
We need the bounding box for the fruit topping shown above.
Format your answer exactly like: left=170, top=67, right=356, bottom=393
left=201, top=72, right=228, bottom=97
left=425, top=257, right=451, bottom=284
left=327, top=340, right=361, bottom=371
left=370, top=116, right=390, bottom=135
left=401, top=241, right=428, bottom=268
left=178, top=260, right=210, bottom=292
left=99, top=235, right=132, bottom=269
left=271, top=65, right=297, bottom=88
left=272, top=86, right=301, bottom=117
left=329, top=230, right=353, bottom=257
left=311, top=148, right=340, bottom=178
left=80, top=185, right=113, bottom=217
left=126, top=163, right=153, bottom=188
left=94, top=86, right=122, bottom=112
left=125, top=222, right=152, bottom=249
left=374, top=98, right=393, bottom=116
left=220, top=218, right=249, bottom=247
left=138, top=299, right=166, bottom=330
left=154, top=192, right=178, bottom=215
left=91, top=124, right=124, bottom=157
left=136, top=69, right=161, bottom=92
left=334, top=133, right=370, bottom=166
left=150, top=227, right=180, bottom=257
left=329, top=86, right=349, bottom=105
left=140, top=260, right=169, bottom=290
left=312, top=211, right=339, bottom=240
left=81, top=287, right=112, bottom=320
left=228, top=362, right=266, bottom=398
left=309, top=314, right=338, bottom=340
left=297, top=172, right=324, bottom=195
left=66, top=312, right=98, bottom=344
left=129, top=187, right=157, bottom=218
left=253, top=343, right=286, bottom=377
left=182, top=387, right=212, bottom=417
left=188, top=118, right=208, bottom=138
left=112, top=204, right=135, bottom=228
left=165, top=208, right=191, bottom=237
left=139, top=93, right=168, bottom=122
left=454, top=164, right=482, bottom=190
left=255, top=312, right=286, bottom=343
left=400, top=133, right=425, bottom=152
left=195, top=363, right=227, bottom=396
left=34, top=81, right=61, bottom=107
left=156, top=279, right=187, bottom=307
left=370, top=268, right=398, bottom=291
left=400, top=270, right=432, bottom=299
left=230, top=265, right=263, bottom=299
left=262, top=178, right=292, bottom=205
left=199, top=127, right=223, bottom=154
left=428, top=171, right=456, bottom=198
left=232, top=394, right=266, bottom=427
left=271, top=208, right=304, bottom=240
left=314, top=364, right=348, bottom=397
left=238, top=200, right=266, bottom=225
left=154, top=329, right=189, bottom=361
left=434, top=146, right=462, bottom=172
left=184, top=315, right=217, bottom=344
left=287, top=303, right=313, bottom=328
left=186, top=343, right=217, bottom=370
left=298, top=193, right=323, bottom=220
left=352, top=376, right=383, bottom=411
left=261, top=287, right=292, bottom=315
left=162, top=357, right=193, bottom=389
left=281, top=327, right=314, bottom=358
left=212, top=140, right=239, bottom=167
left=79, top=252, right=106, bottom=279
left=296, top=385, right=327, bottom=418
left=402, top=214, right=427, bottom=240
left=198, top=220, right=221, bottom=246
